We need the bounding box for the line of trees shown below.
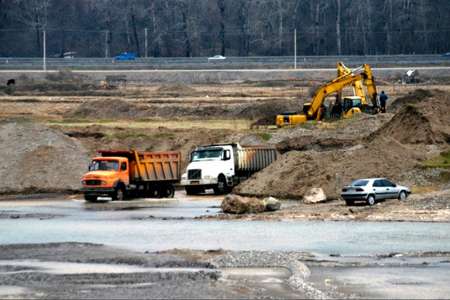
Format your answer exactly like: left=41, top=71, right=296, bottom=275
left=0, top=0, right=449, bottom=57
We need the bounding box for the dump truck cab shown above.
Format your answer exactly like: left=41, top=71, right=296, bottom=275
left=81, top=156, right=130, bottom=201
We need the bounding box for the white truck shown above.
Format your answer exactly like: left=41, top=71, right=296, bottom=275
left=181, top=143, right=278, bottom=195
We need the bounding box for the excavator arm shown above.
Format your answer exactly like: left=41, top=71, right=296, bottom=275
left=361, top=64, right=379, bottom=109
left=275, top=63, right=379, bottom=127
left=307, top=64, right=378, bottom=119
left=337, top=62, right=367, bottom=105
left=307, top=73, right=365, bottom=119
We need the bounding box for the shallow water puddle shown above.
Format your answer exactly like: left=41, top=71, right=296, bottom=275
left=0, top=260, right=212, bottom=275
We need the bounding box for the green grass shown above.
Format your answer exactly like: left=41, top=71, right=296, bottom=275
left=258, top=132, right=272, bottom=141
left=423, top=150, right=450, bottom=168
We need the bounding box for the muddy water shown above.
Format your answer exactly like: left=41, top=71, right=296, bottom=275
left=1, top=197, right=450, bottom=255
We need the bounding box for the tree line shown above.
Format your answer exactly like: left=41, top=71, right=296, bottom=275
left=0, top=0, right=449, bottom=57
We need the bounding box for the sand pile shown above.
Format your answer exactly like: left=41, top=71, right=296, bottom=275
left=68, top=99, right=147, bottom=119
left=370, top=90, right=450, bottom=144
left=389, top=89, right=434, bottom=113
left=156, top=83, right=197, bottom=94
left=0, top=120, right=90, bottom=194
left=67, top=98, right=298, bottom=121
left=234, top=141, right=421, bottom=200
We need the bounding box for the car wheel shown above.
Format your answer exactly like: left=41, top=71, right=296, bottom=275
left=366, top=195, right=376, bottom=206
left=398, top=191, right=408, bottom=201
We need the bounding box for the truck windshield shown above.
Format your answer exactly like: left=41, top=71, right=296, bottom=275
left=89, top=160, right=119, bottom=171
left=191, top=149, right=223, bottom=161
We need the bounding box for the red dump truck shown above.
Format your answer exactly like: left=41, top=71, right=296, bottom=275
left=81, top=150, right=181, bottom=202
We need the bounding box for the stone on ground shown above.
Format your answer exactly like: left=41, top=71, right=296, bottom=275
left=303, top=188, right=327, bottom=204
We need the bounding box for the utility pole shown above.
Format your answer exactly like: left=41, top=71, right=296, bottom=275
left=43, top=30, right=47, bottom=72
left=294, top=29, right=297, bottom=69
left=104, top=30, right=110, bottom=58
left=144, top=27, right=148, bottom=58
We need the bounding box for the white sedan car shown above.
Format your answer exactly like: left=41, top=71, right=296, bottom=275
left=208, top=55, right=226, bottom=61
left=341, top=178, right=411, bottom=206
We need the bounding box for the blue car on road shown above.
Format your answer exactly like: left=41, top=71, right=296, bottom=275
left=114, top=52, right=136, bottom=61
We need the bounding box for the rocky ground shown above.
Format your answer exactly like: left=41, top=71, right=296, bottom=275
left=0, top=242, right=449, bottom=299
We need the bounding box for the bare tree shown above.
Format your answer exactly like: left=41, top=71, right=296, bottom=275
left=217, top=0, right=226, bottom=56
left=11, top=0, right=50, bottom=55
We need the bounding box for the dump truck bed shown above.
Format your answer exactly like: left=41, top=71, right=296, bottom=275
left=98, top=150, right=181, bottom=182
left=236, top=147, right=278, bottom=172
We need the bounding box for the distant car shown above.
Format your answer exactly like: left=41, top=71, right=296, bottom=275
left=63, top=51, right=76, bottom=59
left=208, top=55, right=226, bottom=61
left=442, top=52, right=450, bottom=57
left=341, top=178, right=411, bottom=206
left=114, top=52, right=136, bottom=61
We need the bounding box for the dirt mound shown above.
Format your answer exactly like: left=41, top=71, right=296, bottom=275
left=67, top=99, right=148, bottom=119
left=235, top=141, right=422, bottom=200
left=389, top=89, right=434, bottom=113
left=369, top=90, right=450, bottom=144
left=67, top=98, right=298, bottom=121
left=0, top=120, right=89, bottom=193
left=157, top=84, right=197, bottom=95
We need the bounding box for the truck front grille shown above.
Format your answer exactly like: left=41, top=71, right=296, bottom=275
left=188, top=169, right=201, bottom=180
left=85, top=180, right=102, bottom=186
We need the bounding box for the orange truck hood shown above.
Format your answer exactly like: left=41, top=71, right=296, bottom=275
left=82, top=171, right=118, bottom=180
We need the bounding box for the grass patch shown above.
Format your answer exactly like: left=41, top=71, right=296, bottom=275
left=411, top=185, right=438, bottom=194
left=258, top=132, right=272, bottom=141
left=423, top=150, right=450, bottom=168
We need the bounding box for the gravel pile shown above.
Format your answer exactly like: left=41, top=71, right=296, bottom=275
left=0, top=120, right=89, bottom=194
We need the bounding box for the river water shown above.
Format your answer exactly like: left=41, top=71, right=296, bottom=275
left=1, top=197, right=450, bottom=255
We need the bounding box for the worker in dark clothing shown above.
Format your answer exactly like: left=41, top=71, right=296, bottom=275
left=379, top=91, right=388, bottom=113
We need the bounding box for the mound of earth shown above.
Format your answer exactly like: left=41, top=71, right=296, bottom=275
left=67, top=99, right=147, bottom=119
left=389, top=89, right=434, bottom=113
left=67, top=98, right=298, bottom=121
left=0, top=120, right=89, bottom=194
left=156, top=84, right=197, bottom=94
left=235, top=141, right=422, bottom=200
left=370, top=90, right=450, bottom=144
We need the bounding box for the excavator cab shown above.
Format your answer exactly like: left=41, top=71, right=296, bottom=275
left=342, top=96, right=363, bottom=119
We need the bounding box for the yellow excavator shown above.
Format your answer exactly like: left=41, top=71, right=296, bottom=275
left=276, top=63, right=379, bottom=127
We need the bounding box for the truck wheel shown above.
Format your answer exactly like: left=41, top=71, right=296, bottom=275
left=112, top=186, right=125, bottom=201
left=185, top=187, right=200, bottom=195
left=163, top=185, right=175, bottom=198
left=84, top=194, right=97, bottom=202
left=345, top=199, right=354, bottom=206
left=214, top=176, right=229, bottom=195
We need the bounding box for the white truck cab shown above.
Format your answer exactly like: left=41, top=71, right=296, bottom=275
left=181, top=143, right=278, bottom=195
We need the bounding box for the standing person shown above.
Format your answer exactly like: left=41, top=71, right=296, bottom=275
left=379, top=91, right=388, bottom=113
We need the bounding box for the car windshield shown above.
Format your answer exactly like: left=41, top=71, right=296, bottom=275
left=351, top=179, right=369, bottom=186
left=191, top=149, right=223, bottom=161
left=89, top=160, right=119, bottom=171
